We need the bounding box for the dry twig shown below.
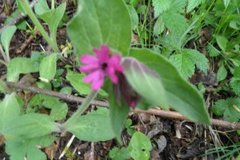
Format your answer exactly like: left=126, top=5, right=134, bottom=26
left=5, top=81, right=240, bottom=130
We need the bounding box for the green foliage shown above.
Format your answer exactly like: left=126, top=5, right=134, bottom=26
left=127, top=132, right=152, bottom=160
left=39, top=53, right=58, bottom=82
left=108, top=83, right=129, bottom=141
left=122, top=57, right=168, bottom=108
left=4, top=113, right=57, bottom=139
left=5, top=135, right=56, bottom=160
left=0, top=25, right=17, bottom=62
left=109, top=132, right=151, bottom=160
left=170, top=49, right=209, bottom=79
left=7, top=57, right=39, bottom=82
left=28, top=94, right=68, bottom=121
left=130, top=48, right=210, bottom=124
left=0, top=94, right=21, bottom=134
left=65, top=108, right=115, bottom=142
left=109, top=147, right=130, bottom=160
left=152, top=0, right=171, bottom=17
left=34, top=1, right=66, bottom=43
left=212, top=98, right=240, bottom=122
left=67, top=0, right=131, bottom=55
left=217, top=64, right=227, bottom=82
left=230, top=66, right=240, bottom=96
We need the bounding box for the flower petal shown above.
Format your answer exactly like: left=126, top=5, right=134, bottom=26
left=83, top=70, right=105, bottom=90
left=94, top=45, right=110, bottom=63
left=80, top=63, right=100, bottom=73
left=80, top=54, right=98, bottom=64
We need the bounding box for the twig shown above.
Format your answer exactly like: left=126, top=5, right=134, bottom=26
left=16, top=33, right=35, bottom=54
left=6, top=81, right=109, bottom=107
left=5, top=81, right=240, bottom=130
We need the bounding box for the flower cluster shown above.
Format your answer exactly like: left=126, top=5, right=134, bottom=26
left=80, top=45, right=124, bottom=91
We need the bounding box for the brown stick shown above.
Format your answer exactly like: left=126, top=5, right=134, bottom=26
left=5, top=81, right=240, bottom=130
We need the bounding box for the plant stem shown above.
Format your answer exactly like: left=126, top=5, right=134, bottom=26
left=20, top=0, right=59, bottom=52
left=63, top=90, right=98, bottom=128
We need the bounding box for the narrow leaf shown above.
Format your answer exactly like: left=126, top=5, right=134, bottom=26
left=1, top=25, right=17, bottom=57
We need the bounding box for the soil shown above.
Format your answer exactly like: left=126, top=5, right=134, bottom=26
left=0, top=1, right=239, bottom=160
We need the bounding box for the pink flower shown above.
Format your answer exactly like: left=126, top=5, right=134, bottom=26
left=80, top=45, right=124, bottom=91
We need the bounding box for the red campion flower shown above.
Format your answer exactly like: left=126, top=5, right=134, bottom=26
left=79, top=45, right=124, bottom=91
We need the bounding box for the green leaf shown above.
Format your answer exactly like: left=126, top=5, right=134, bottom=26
left=153, top=17, right=165, bottom=35
left=67, top=0, right=131, bottom=55
left=216, top=35, right=228, bottom=52
left=187, top=0, right=204, bottom=12
left=66, top=71, right=107, bottom=97
left=127, top=132, right=152, bottom=160
left=217, top=65, right=227, bottom=82
left=0, top=25, right=17, bottom=57
left=162, top=11, right=188, bottom=36
left=4, top=113, right=57, bottom=139
left=207, top=43, right=220, bottom=57
left=212, top=98, right=240, bottom=122
left=7, top=57, right=39, bottom=82
left=0, top=94, right=21, bottom=134
left=130, top=48, right=210, bottom=124
left=122, top=57, right=168, bottom=108
left=35, top=2, right=66, bottom=40
left=108, top=83, right=129, bottom=141
left=170, top=49, right=208, bottom=78
left=28, top=94, right=68, bottom=121
left=127, top=5, right=139, bottom=30
left=39, top=53, right=58, bottom=81
left=152, top=0, right=171, bottom=17
left=230, top=66, right=240, bottom=96
left=109, top=147, right=130, bottom=160
left=66, top=108, right=115, bottom=142
left=5, top=135, right=56, bottom=160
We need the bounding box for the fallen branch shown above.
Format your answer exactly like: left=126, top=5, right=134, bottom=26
left=5, top=81, right=240, bottom=130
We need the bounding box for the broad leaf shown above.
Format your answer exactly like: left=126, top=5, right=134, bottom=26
left=0, top=25, right=17, bottom=57
left=122, top=57, right=168, bottom=108
left=7, top=57, right=39, bottom=82
left=4, top=113, right=57, bottom=139
left=130, top=48, right=210, bottom=124
left=66, top=108, right=115, bottom=142
left=66, top=71, right=107, bottom=97
left=217, top=65, right=227, bottom=82
left=67, top=0, right=131, bottom=55
left=0, top=94, right=21, bottom=134
left=39, top=53, right=58, bottom=81
left=127, top=132, right=152, bottom=160
left=5, top=135, right=56, bottom=160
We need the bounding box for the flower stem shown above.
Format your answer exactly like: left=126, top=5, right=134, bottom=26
left=20, top=0, right=59, bottom=52
left=63, top=90, right=98, bottom=128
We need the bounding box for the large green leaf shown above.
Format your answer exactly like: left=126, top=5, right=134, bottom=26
left=129, top=48, right=210, bottom=124
left=67, top=0, right=131, bottom=55
left=66, top=108, right=115, bottom=142
left=122, top=57, right=168, bottom=108
left=39, top=53, right=58, bottom=81
left=5, top=135, right=56, bottom=160
left=7, top=57, right=39, bottom=82
left=0, top=94, right=21, bottom=134
left=4, top=113, right=57, bottom=139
